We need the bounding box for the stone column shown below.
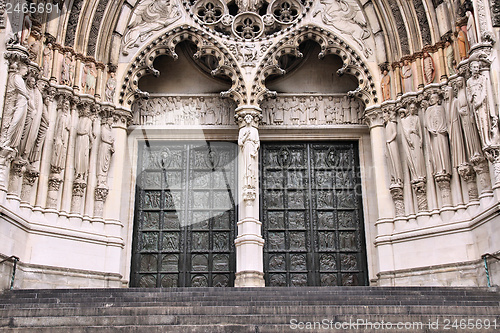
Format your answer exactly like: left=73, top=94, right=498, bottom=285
left=458, top=164, right=479, bottom=202
left=392, top=62, right=402, bottom=97
left=471, top=156, right=493, bottom=195
left=414, top=53, right=424, bottom=89
left=437, top=44, right=447, bottom=82
left=364, top=107, right=395, bottom=273
left=234, top=107, right=265, bottom=287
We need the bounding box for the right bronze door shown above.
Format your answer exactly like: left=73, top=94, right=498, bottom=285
left=261, top=142, right=368, bottom=286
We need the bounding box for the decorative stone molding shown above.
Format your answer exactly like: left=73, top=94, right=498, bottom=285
left=253, top=26, right=377, bottom=106
left=470, top=155, right=492, bottom=193
left=363, top=108, right=383, bottom=129
left=20, top=169, right=39, bottom=203
left=119, top=26, right=245, bottom=107
left=94, top=186, right=109, bottom=217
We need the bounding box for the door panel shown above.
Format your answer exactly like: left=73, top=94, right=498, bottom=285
left=261, top=142, right=368, bottom=286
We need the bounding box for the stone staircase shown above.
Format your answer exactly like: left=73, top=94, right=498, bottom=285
left=0, top=287, right=499, bottom=332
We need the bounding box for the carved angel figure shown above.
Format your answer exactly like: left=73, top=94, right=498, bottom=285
left=122, top=0, right=181, bottom=55
left=314, top=0, right=372, bottom=57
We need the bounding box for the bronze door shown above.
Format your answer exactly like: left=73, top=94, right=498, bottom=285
left=261, top=142, right=368, bottom=286
left=131, top=142, right=237, bottom=287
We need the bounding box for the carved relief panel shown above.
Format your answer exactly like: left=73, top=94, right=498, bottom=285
left=131, top=95, right=237, bottom=126
left=131, top=141, right=237, bottom=287
left=261, top=95, right=364, bottom=126
left=262, top=142, right=367, bottom=287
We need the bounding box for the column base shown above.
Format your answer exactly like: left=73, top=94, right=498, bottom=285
left=234, top=271, right=265, bottom=287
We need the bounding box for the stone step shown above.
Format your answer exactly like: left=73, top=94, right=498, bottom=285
left=2, top=305, right=500, bottom=317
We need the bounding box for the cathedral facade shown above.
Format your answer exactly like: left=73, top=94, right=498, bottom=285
left=0, top=0, right=499, bottom=289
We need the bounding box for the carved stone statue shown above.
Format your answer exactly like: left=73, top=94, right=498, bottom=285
left=467, top=59, right=500, bottom=148
left=122, top=0, right=181, bottom=55
left=456, top=25, right=469, bottom=61
left=19, top=72, right=48, bottom=167
left=425, top=93, right=451, bottom=175
left=381, top=70, right=391, bottom=101
left=445, top=41, right=456, bottom=75
left=51, top=99, right=72, bottom=172
left=401, top=60, right=413, bottom=93
left=83, top=62, right=97, bottom=95
left=97, top=117, right=115, bottom=186
left=105, top=72, right=116, bottom=103
left=238, top=115, right=260, bottom=190
left=423, top=52, right=435, bottom=85
left=60, top=52, right=72, bottom=86
left=75, top=108, right=94, bottom=180
left=2, top=63, right=31, bottom=151
left=466, top=10, right=477, bottom=46
left=383, top=110, right=403, bottom=184
left=306, top=96, right=317, bottom=124
left=399, top=104, right=426, bottom=181
left=42, top=44, right=53, bottom=78
left=450, top=77, right=482, bottom=162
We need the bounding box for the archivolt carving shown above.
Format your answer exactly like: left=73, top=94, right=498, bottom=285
left=119, top=26, right=245, bottom=107
left=252, top=26, right=377, bottom=106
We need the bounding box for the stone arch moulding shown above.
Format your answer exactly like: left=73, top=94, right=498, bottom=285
left=252, top=26, right=378, bottom=107
left=119, top=26, right=246, bottom=108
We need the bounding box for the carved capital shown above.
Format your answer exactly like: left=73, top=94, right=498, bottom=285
left=22, top=169, right=40, bottom=187
left=364, top=108, right=384, bottom=129
left=48, top=177, right=63, bottom=192
left=411, top=177, right=428, bottom=211
left=10, top=160, right=27, bottom=177
left=390, top=183, right=405, bottom=217
left=50, top=165, right=63, bottom=175
left=435, top=172, right=452, bottom=206
left=95, top=187, right=109, bottom=202
left=458, top=163, right=476, bottom=182
left=72, top=179, right=87, bottom=197
left=235, top=108, right=262, bottom=128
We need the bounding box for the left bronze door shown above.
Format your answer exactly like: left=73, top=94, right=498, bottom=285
left=131, top=142, right=237, bottom=287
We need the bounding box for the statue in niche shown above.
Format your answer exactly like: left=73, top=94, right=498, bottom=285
left=299, top=97, right=307, bottom=124
left=105, top=72, right=116, bottom=103
left=342, top=97, right=351, bottom=123
left=380, top=69, right=391, bottom=101
left=401, top=60, right=413, bottom=93
left=122, top=0, right=181, bottom=55
left=274, top=98, right=284, bottom=124
left=467, top=58, right=500, bottom=147
left=83, top=62, right=97, bottom=95
left=51, top=99, right=72, bottom=172
left=455, top=25, right=469, bottom=61
left=19, top=72, right=48, bottom=168
left=317, top=96, right=325, bottom=122
left=60, top=52, right=73, bottom=86
left=423, top=52, right=435, bottom=85
left=445, top=41, right=456, bottom=75
left=424, top=93, right=452, bottom=175
left=1, top=63, right=30, bottom=149
left=74, top=107, right=94, bottom=180
left=351, top=98, right=361, bottom=123
left=450, top=77, right=482, bottom=163
left=290, top=97, right=300, bottom=124
left=97, top=117, right=115, bottom=186
left=307, top=96, right=317, bottom=124
left=42, top=43, right=53, bottom=78
left=204, top=99, right=216, bottom=125
left=2, top=63, right=32, bottom=151
left=314, top=0, right=372, bottom=57
left=399, top=103, right=426, bottom=181
left=235, top=0, right=263, bottom=13
left=238, top=115, right=259, bottom=190
left=20, top=13, right=32, bottom=46
left=466, top=8, right=477, bottom=46
left=325, top=97, right=335, bottom=124
left=384, top=110, right=403, bottom=184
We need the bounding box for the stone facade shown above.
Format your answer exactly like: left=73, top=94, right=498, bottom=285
left=0, top=0, right=500, bottom=289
